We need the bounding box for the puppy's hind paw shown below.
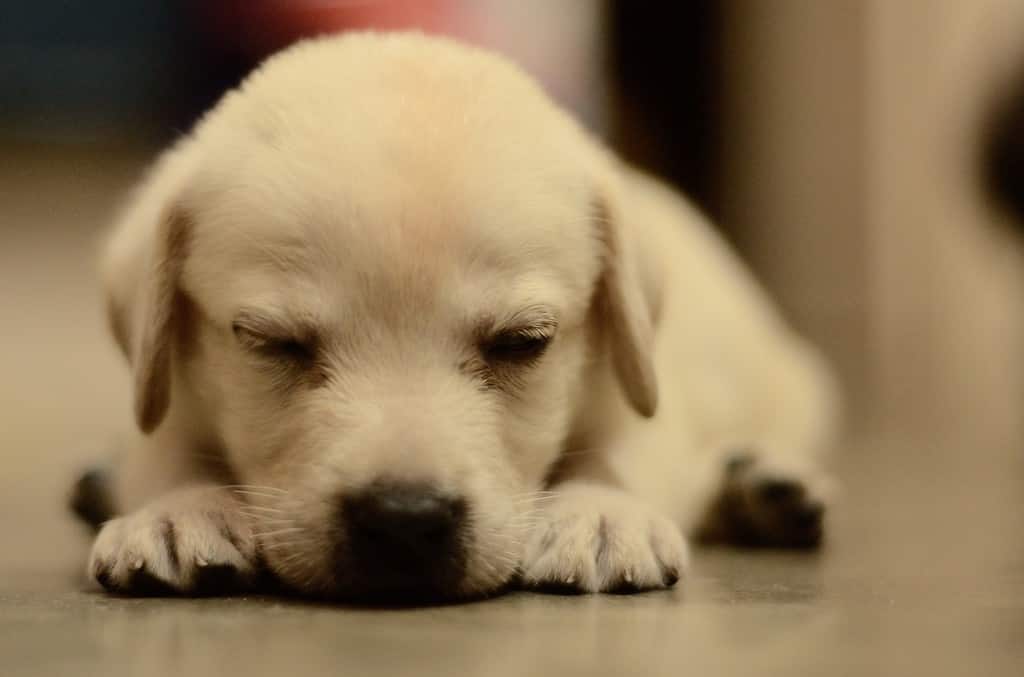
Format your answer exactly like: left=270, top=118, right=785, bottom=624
left=696, top=452, right=829, bottom=549
left=69, top=465, right=116, bottom=532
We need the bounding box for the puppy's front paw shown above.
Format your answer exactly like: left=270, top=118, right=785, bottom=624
left=88, top=487, right=258, bottom=596
left=521, top=485, right=688, bottom=594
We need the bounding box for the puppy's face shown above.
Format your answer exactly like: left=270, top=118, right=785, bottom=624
left=127, top=36, right=655, bottom=600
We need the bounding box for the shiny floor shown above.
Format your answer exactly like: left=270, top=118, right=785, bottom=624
left=1, top=145, right=1022, bottom=676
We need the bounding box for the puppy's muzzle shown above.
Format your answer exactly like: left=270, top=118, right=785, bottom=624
left=339, top=482, right=467, bottom=596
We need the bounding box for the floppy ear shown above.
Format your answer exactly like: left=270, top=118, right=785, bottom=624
left=593, top=188, right=659, bottom=418
left=130, top=207, right=193, bottom=434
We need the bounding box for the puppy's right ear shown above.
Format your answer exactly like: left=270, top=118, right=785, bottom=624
left=105, top=206, right=193, bottom=434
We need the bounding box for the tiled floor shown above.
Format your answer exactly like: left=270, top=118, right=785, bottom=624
left=1, top=145, right=1022, bottom=676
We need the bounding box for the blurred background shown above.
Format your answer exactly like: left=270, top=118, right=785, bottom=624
left=2, top=2, right=1024, bottom=673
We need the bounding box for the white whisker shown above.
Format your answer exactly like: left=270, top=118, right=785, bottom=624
left=240, top=505, right=287, bottom=514
left=253, top=527, right=306, bottom=538
left=222, top=484, right=288, bottom=493
left=255, top=540, right=303, bottom=550
left=228, top=490, right=285, bottom=498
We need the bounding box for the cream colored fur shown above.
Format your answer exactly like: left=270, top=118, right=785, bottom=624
left=88, top=33, right=838, bottom=598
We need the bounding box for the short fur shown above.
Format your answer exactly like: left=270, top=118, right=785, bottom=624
left=84, top=33, right=838, bottom=599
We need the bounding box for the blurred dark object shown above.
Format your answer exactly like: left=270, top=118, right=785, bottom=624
left=0, top=3, right=185, bottom=142
left=607, top=2, right=723, bottom=223
left=0, top=2, right=269, bottom=143
left=984, top=61, right=1024, bottom=230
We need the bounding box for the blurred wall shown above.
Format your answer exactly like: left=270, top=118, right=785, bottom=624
left=716, top=0, right=1024, bottom=440
left=866, top=0, right=1024, bottom=444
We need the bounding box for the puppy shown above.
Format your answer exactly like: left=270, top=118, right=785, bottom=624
left=75, top=33, right=838, bottom=600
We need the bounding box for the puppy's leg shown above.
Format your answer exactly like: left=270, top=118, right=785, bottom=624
left=88, top=484, right=260, bottom=596
left=521, top=455, right=689, bottom=594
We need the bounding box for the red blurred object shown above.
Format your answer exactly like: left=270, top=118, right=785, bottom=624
left=199, top=0, right=474, bottom=57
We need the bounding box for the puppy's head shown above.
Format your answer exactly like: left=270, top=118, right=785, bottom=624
left=120, top=34, right=656, bottom=600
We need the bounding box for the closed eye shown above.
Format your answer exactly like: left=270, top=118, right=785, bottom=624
left=232, top=321, right=317, bottom=365
left=481, top=327, right=553, bottom=365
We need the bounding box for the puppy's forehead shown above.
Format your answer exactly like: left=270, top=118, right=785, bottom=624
left=185, top=137, right=600, bottom=324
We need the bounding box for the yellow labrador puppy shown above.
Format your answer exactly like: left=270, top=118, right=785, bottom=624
left=74, top=33, right=838, bottom=600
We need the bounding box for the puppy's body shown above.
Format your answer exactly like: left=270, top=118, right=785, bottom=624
left=85, top=33, right=837, bottom=599
left=567, top=170, right=836, bottom=528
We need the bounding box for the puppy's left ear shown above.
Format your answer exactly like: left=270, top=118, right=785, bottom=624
left=593, top=181, right=659, bottom=418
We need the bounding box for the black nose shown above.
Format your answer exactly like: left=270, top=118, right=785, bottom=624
left=341, top=483, right=467, bottom=592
